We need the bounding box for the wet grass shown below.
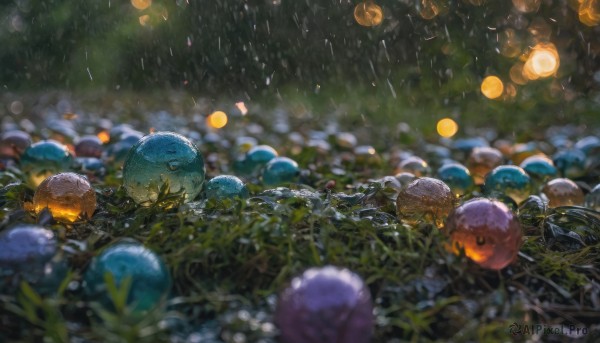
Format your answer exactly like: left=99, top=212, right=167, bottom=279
left=0, top=91, right=599, bottom=342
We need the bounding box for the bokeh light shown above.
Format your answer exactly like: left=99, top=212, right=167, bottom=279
left=523, top=42, right=560, bottom=79
left=512, top=0, right=541, bottom=13
left=131, top=0, right=152, bottom=10
left=207, top=111, right=228, bottom=129
left=579, top=0, right=600, bottom=26
left=97, top=131, right=110, bottom=144
left=139, top=15, right=151, bottom=27
left=481, top=76, right=504, bottom=99
left=354, top=1, right=383, bottom=27
left=437, top=118, right=459, bottom=138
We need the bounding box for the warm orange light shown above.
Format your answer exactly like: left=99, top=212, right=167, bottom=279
left=131, top=0, right=152, bottom=10
left=523, top=42, right=559, bottom=79
left=509, top=63, right=528, bottom=85
left=207, top=111, right=228, bottom=129
left=235, top=102, right=248, bottom=115
left=97, top=131, right=110, bottom=144
left=437, top=118, right=459, bottom=138
left=354, top=1, right=383, bottom=27
left=512, top=0, right=541, bottom=13
left=419, top=0, right=445, bottom=19
left=579, top=0, right=600, bottom=26
left=481, top=76, right=504, bottom=99
left=139, top=14, right=151, bottom=26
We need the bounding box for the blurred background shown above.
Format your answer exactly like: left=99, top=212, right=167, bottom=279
left=1, top=0, right=599, bottom=134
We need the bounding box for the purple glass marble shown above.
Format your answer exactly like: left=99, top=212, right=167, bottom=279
left=275, top=266, right=374, bottom=343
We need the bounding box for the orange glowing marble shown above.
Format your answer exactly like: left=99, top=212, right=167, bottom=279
left=31, top=173, right=96, bottom=223
left=131, top=0, right=152, bottom=10
left=396, top=177, right=455, bottom=228
left=542, top=178, right=584, bottom=208
left=444, top=198, right=522, bottom=270
left=354, top=1, right=383, bottom=27
left=467, top=147, right=504, bottom=185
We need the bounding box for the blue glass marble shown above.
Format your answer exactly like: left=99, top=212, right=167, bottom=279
left=204, top=175, right=249, bottom=201
left=437, top=163, right=474, bottom=197
left=519, top=155, right=557, bottom=183
left=585, top=184, right=600, bottom=211
left=275, top=266, right=374, bottom=343
left=0, top=224, right=66, bottom=294
left=83, top=241, right=171, bottom=312
left=20, top=140, right=73, bottom=187
left=484, top=165, right=532, bottom=204
left=74, top=157, right=107, bottom=179
left=552, top=149, right=586, bottom=179
left=123, top=132, right=205, bottom=205
left=104, top=131, right=144, bottom=166
left=262, top=157, right=299, bottom=186
left=574, top=136, right=600, bottom=156
left=245, top=145, right=278, bottom=174
left=451, top=137, right=489, bottom=153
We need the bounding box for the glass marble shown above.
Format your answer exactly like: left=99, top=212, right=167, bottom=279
left=83, top=241, right=171, bottom=312
left=20, top=140, right=73, bottom=187
left=0, top=130, right=32, bottom=159
left=31, top=172, right=96, bottom=223
left=335, top=132, right=358, bottom=149
left=585, top=184, right=600, bottom=211
left=0, top=224, right=66, bottom=294
left=47, top=119, right=78, bottom=143
left=275, top=266, right=373, bottom=343
left=483, top=165, right=532, bottom=204
left=452, top=137, right=489, bottom=154
left=552, top=149, right=586, bottom=179
left=519, top=155, right=557, bottom=183
left=74, top=157, right=107, bottom=180
left=243, top=144, right=278, bottom=175
left=75, top=135, right=104, bottom=158
left=394, top=172, right=417, bottom=188
left=467, top=147, right=504, bottom=185
left=395, top=156, right=430, bottom=177
left=511, top=142, right=542, bottom=165
left=354, top=145, right=380, bottom=166
left=541, top=178, right=584, bottom=208
left=437, top=163, right=474, bottom=197
left=444, top=198, right=522, bottom=270
left=103, top=132, right=143, bottom=166
left=123, top=132, right=205, bottom=205
left=574, top=135, right=600, bottom=156
left=396, top=177, right=455, bottom=228
left=205, top=175, right=249, bottom=201
left=262, top=157, right=300, bottom=186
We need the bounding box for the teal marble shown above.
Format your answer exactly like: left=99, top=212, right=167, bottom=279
left=75, top=157, right=106, bottom=179
left=262, top=157, right=299, bottom=186
left=585, top=184, right=600, bottom=211
left=519, top=156, right=557, bottom=182
left=205, top=175, right=249, bottom=200
left=437, top=163, right=474, bottom=197
left=20, top=140, right=73, bottom=187
left=0, top=224, right=66, bottom=294
left=83, top=241, right=171, bottom=312
left=574, top=136, right=600, bottom=156
left=123, top=132, right=205, bottom=204
left=104, top=131, right=144, bottom=165
left=451, top=137, right=489, bottom=153
left=245, top=145, right=278, bottom=174
left=552, top=149, right=586, bottom=179
left=484, top=165, right=532, bottom=204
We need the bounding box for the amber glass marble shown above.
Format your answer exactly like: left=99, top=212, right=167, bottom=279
left=444, top=198, right=522, bottom=270
left=467, top=147, right=504, bottom=185
left=541, top=178, right=584, bottom=208
left=396, top=177, right=454, bottom=228
left=31, top=173, right=96, bottom=223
